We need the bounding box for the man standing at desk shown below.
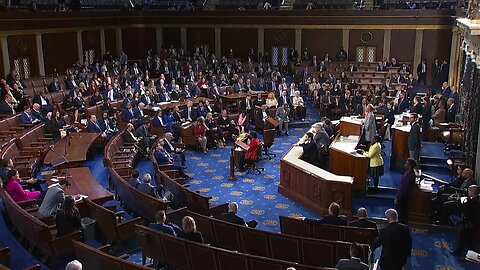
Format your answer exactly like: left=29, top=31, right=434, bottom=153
left=407, top=113, right=421, bottom=162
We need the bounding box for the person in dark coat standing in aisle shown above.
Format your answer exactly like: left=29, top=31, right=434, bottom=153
left=371, top=209, right=412, bottom=270
left=395, top=159, right=417, bottom=224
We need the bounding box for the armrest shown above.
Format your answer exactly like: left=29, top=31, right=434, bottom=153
left=118, top=254, right=129, bottom=260
left=18, top=123, right=33, bottom=128
left=51, top=230, right=81, bottom=242
left=97, top=244, right=112, bottom=253
left=17, top=199, right=38, bottom=208
left=10, top=127, right=24, bottom=131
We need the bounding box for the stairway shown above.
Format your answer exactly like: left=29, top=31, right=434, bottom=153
left=419, top=142, right=451, bottom=183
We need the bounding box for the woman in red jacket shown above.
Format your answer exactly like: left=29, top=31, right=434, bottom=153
left=239, top=132, right=259, bottom=171
left=194, top=116, right=208, bottom=153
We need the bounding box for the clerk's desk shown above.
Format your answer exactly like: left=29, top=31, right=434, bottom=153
left=329, top=117, right=369, bottom=192
left=390, top=113, right=419, bottom=171
left=279, top=132, right=353, bottom=216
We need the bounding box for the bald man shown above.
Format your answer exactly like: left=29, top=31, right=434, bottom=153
left=349, top=207, right=378, bottom=236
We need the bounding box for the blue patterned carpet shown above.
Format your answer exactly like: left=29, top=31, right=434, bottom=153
left=0, top=99, right=478, bottom=269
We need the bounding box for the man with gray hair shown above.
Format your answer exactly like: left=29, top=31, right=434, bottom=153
left=371, top=209, right=412, bottom=270
left=65, top=260, right=82, bottom=270
left=275, top=103, right=290, bottom=136
left=137, top=173, right=160, bottom=198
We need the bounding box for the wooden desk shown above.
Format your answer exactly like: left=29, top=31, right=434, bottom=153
left=339, top=117, right=363, bottom=136
left=390, top=125, right=410, bottom=171
left=44, top=133, right=100, bottom=167
left=144, top=97, right=212, bottom=115
left=220, top=92, right=267, bottom=110
left=408, top=182, right=432, bottom=223
left=46, top=167, right=113, bottom=205
left=329, top=136, right=368, bottom=192
left=279, top=143, right=353, bottom=216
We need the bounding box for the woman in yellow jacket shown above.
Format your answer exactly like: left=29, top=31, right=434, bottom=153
left=362, top=134, right=384, bottom=192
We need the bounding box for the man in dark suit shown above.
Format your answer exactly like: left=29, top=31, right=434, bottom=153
left=371, top=209, right=412, bottom=270
left=417, top=59, right=427, bottom=86
left=31, top=103, right=46, bottom=122
left=219, top=202, right=257, bottom=228
left=407, top=113, right=421, bottom=162
left=163, top=132, right=185, bottom=166
left=127, top=169, right=141, bottom=188
left=133, top=103, right=146, bottom=120
left=48, top=77, right=62, bottom=92
left=148, top=210, right=182, bottom=236
left=19, top=106, right=40, bottom=125
left=153, top=141, right=189, bottom=178
left=121, top=103, right=136, bottom=123
left=277, top=91, right=291, bottom=107
left=32, top=93, right=54, bottom=113
left=299, top=132, right=318, bottom=166
left=136, top=119, right=157, bottom=152
left=137, top=173, right=159, bottom=198
left=182, top=100, right=196, bottom=122
left=303, top=202, right=348, bottom=226
left=65, top=74, right=78, bottom=90
left=349, top=207, right=378, bottom=237
left=86, top=115, right=107, bottom=139
left=445, top=98, right=457, bottom=123
left=396, top=92, right=410, bottom=113
left=335, top=242, right=369, bottom=270
left=0, top=95, right=16, bottom=115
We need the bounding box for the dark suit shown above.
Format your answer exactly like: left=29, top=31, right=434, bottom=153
left=446, top=104, right=457, bottom=123
left=349, top=218, right=378, bottom=237
left=19, top=112, right=37, bottom=125
left=219, top=212, right=247, bottom=226
left=397, top=98, right=409, bottom=113
left=304, top=215, right=348, bottom=226
left=137, top=183, right=159, bottom=198
left=0, top=101, right=14, bottom=115
left=86, top=120, right=102, bottom=133
left=277, top=95, right=291, bottom=107
left=407, top=121, right=421, bottom=161
left=124, top=130, right=138, bottom=144
left=48, top=81, right=61, bottom=92
left=371, top=222, right=412, bottom=270
left=335, top=257, right=369, bottom=270
left=148, top=222, right=182, bottom=236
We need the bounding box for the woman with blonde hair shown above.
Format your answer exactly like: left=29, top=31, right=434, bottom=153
left=265, top=92, right=278, bottom=108
left=181, top=216, right=203, bottom=243
left=292, top=90, right=306, bottom=121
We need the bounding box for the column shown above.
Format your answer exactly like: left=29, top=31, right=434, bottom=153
left=258, top=28, right=264, bottom=58
left=77, top=31, right=83, bottom=64
left=1, top=36, right=10, bottom=75
left=413, top=29, right=423, bottom=79
left=115, top=28, right=122, bottom=56
left=156, top=26, right=163, bottom=52
left=342, top=29, right=349, bottom=55
left=383, top=30, right=391, bottom=62
left=215, top=28, right=221, bottom=58
left=448, top=27, right=459, bottom=86
left=100, top=29, right=106, bottom=56
left=180, top=28, right=187, bottom=50
left=295, top=28, right=302, bottom=53
left=35, top=33, right=45, bottom=77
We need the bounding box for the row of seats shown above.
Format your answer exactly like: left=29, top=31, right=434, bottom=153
left=0, top=247, right=40, bottom=270
left=135, top=224, right=329, bottom=270
left=165, top=208, right=370, bottom=268
left=0, top=189, right=82, bottom=268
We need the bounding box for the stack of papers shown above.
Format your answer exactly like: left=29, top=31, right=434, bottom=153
left=419, top=180, right=434, bottom=191
left=465, top=250, right=480, bottom=263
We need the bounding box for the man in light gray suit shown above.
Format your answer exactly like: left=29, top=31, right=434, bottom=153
left=37, top=179, right=71, bottom=218
left=362, top=104, right=376, bottom=148
left=275, top=103, right=290, bottom=136
left=335, top=242, right=369, bottom=270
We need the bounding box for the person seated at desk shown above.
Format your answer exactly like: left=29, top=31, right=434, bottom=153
left=163, top=132, right=186, bottom=167
left=31, top=103, right=46, bottom=122
left=298, top=132, right=318, bottom=166
left=154, top=141, right=190, bottom=179
left=335, top=242, right=369, bottom=270
left=99, top=111, right=117, bottom=137
left=358, top=135, right=384, bottom=192
left=20, top=105, right=40, bottom=125
left=124, top=123, right=141, bottom=145
left=238, top=131, right=260, bottom=172
left=55, top=196, right=81, bottom=237
left=349, top=207, right=378, bottom=236
left=0, top=94, right=17, bottom=115
left=219, top=202, right=258, bottom=228
left=301, top=202, right=348, bottom=226
left=38, top=179, right=71, bottom=219
left=433, top=168, right=476, bottom=225
left=450, top=185, right=480, bottom=256
left=137, top=173, right=161, bottom=198
left=149, top=210, right=182, bottom=236
left=3, top=169, right=41, bottom=203
left=180, top=216, right=204, bottom=244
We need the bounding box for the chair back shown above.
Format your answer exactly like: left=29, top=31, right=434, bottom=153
left=263, top=129, right=275, bottom=148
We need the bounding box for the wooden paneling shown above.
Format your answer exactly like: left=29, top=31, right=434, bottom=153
left=163, top=28, right=181, bottom=49
left=186, top=28, right=215, bottom=55
left=42, top=32, right=78, bottom=76
left=421, top=29, right=452, bottom=84
left=82, top=30, right=101, bottom=62
left=264, top=29, right=295, bottom=55
left=0, top=41, right=4, bottom=78
left=121, top=27, right=156, bottom=60
left=390, top=30, right=416, bottom=63
left=348, top=30, right=384, bottom=62
left=221, top=28, right=257, bottom=59
left=7, top=34, right=39, bottom=77
left=301, top=29, right=342, bottom=61
left=105, top=29, right=117, bottom=58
